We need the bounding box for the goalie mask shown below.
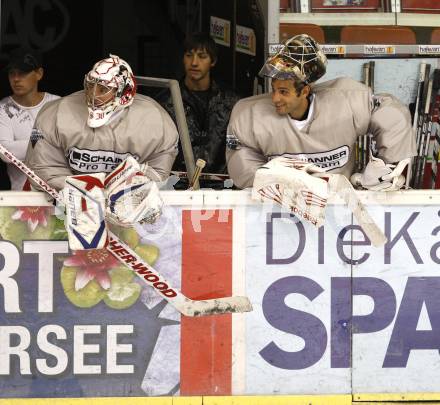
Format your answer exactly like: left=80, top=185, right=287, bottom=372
left=259, top=34, right=327, bottom=84
left=84, top=54, right=136, bottom=128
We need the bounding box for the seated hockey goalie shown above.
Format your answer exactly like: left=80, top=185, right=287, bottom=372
left=226, top=34, right=416, bottom=191
left=24, top=55, right=177, bottom=250
left=25, top=54, right=177, bottom=192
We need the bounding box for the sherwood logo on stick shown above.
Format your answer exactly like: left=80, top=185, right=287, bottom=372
left=0, top=142, right=252, bottom=317
left=108, top=238, right=178, bottom=298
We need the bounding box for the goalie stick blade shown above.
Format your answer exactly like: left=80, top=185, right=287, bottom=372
left=332, top=174, right=387, bottom=248
left=107, top=235, right=253, bottom=317
left=179, top=296, right=253, bottom=317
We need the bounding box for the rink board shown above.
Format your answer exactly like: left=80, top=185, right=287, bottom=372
left=0, top=190, right=440, bottom=401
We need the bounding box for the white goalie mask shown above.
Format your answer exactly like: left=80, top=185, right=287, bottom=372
left=84, top=54, right=136, bottom=128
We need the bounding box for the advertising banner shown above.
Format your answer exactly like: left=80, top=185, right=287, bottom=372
left=235, top=25, right=256, bottom=56
left=210, top=16, right=231, bottom=47
left=1, top=194, right=440, bottom=398
left=243, top=203, right=440, bottom=395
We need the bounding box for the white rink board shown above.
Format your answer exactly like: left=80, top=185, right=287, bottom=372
left=241, top=200, right=440, bottom=395
left=352, top=205, right=440, bottom=394
left=1, top=190, right=440, bottom=397
left=244, top=205, right=352, bottom=395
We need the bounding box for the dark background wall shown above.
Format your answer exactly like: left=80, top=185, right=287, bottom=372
left=0, top=0, right=265, bottom=189
left=0, top=0, right=265, bottom=99
left=0, top=0, right=103, bottom=97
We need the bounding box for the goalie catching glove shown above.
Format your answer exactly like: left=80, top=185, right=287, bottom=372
left=252, top=156, right=387, bottom=247
left=252, top=156, right=329, bottom=227
left=104, top=156, right=163, bottom=227
left=350, top=156, right=409, bottom=191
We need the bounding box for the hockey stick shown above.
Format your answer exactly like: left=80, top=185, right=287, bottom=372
left=407, top=62, right=427, bottom=188
left=418, top=115, right=435, bottom=189
left=414, top=78, right=433, bottom=188
left=411, top=63, right=431, bottom=187
left=188, top=158, right=206, bottom=190
left=0, top=144, right=253, bottom=317
left=418, top=71, right=440, bottom=188
left=413, top=62, right=427, bottom=130
left=431, top=127, right=440, bottom=189
left=314, top=172, right=387, bottom=247
left=331, top=174, right=387, bottom=248
left=365, top=61, right=375, bottom=167
left=369, top=60, right=375, bottom=94
left=172, top=171, right=230, bottom=180
left=416, top=76, right=440, bottom=188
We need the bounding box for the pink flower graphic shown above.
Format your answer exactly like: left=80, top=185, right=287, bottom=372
left=63, top=249, right=119, bottom=291
left=11, top=206, right=52, bottom=232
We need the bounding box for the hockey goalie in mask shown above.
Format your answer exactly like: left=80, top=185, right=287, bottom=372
left=62, top=55, right=163, bottom=251
left=254, top=34, right=414, bottom=199
left=84, top=54, right=136, bottom=128
left=253, top=35, right=332, bottom=226
left=248, top=34, right=416, bottom=247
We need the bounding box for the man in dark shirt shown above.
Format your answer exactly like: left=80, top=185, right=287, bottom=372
left=159, top=32, right=240, bottom=175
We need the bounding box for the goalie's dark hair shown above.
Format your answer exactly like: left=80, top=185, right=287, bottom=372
left=272, top=77, right=309, bottom=97
left=183, top=32, right=218, bottom=63
left=292, top=80, right=308, bottom=97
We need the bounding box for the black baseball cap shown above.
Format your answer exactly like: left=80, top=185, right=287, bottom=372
left=6, top=48, right=43, bottom=73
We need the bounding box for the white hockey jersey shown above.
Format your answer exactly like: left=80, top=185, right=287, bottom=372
left=226, top=77, right=416, bottom=189
left=0, top=93, right=59, bottom=190
left=25, top=91, right=179, bottom=190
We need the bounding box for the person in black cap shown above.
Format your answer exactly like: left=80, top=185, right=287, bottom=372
left=0, top=48, right=59, bottom=190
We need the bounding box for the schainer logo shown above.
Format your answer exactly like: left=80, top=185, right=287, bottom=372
left=67, top=147, right=138, bottom=173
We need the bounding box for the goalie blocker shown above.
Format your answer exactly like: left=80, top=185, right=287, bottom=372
left=63, top=173, right=108, bottom=250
